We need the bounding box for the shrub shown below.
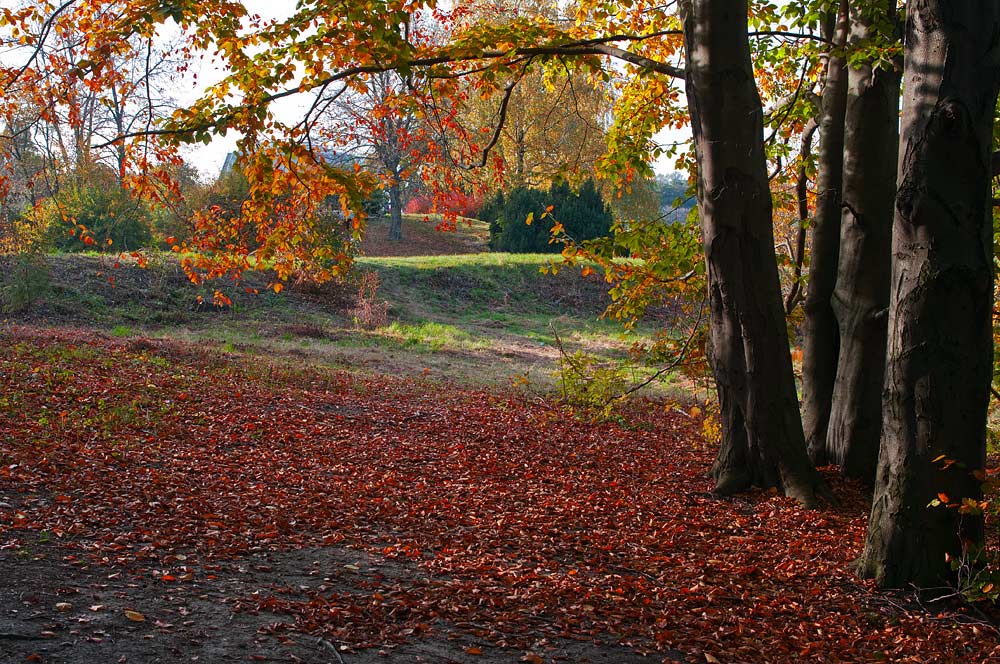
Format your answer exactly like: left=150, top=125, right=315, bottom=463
left=35, top=169, right=153, bottom=251
left=405, top=195, right=432, bottom=215
left=0, top=253, right=51, bottom=313
left=404, top=191, right=482, bottom=218
left=486, top=179, right=612, bottom=253
left=351, top=270, right=389, bottom=329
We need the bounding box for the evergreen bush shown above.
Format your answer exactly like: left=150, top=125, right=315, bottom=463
left=485, top=179, right=612, bottom=253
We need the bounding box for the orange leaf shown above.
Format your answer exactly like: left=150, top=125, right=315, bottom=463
left=124, top=609, right=145, bottom=622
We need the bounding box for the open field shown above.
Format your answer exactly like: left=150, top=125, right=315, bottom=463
left=0, top=218, right=682, bottom=398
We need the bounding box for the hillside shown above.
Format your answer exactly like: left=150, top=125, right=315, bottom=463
left=359, top=214, right=490, bottom=256
left=0, top=243, right=675, bottom=395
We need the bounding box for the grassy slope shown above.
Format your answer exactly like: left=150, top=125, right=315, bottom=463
left=0, top=215, right=677, bottom=395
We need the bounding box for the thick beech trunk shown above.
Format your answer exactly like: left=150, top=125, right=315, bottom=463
left=856, top=1, right=1000, bottom=589
left=802, top=0, right=850, bottom=465
left=387, top=180, right=404, bottom=241
left=681, top=0, right=826, bottom=507
left=825, top=3, right=901, bottom=483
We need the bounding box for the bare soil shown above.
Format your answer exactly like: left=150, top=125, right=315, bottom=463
left=0, top=539, right=670, bottom=663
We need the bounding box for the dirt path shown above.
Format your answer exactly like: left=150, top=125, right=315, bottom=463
left=0, top=540, right=669, bottom=663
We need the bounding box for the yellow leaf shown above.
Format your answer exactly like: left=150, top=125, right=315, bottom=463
left=525, top=212, right=533, bottom=226
left=124, top=609, right=145, bottom=622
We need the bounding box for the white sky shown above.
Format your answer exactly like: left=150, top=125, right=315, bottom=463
left=171, top=0, right=298, bottom=179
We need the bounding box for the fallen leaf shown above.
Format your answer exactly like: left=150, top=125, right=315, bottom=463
left=124, top=610, right=145, bottom=622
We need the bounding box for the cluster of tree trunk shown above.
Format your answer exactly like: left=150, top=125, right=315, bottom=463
left=682, top=0, right=1000, bottom=589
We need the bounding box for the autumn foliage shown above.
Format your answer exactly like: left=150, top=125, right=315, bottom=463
left=404, top=191, right=483, bottom=218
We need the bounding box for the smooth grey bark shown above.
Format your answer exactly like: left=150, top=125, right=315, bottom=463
left=681, top=0, right=828, bottom=507
left=802, top=0, right=850, bottom=466
left=856, top=0, right=1000, bottom=589
left=825, top=2, right=902, bottom=484
left=387, top=179, right=404, bottom=241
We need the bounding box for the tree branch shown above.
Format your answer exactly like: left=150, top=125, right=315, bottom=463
left=785, top=117, right=819, bottom=315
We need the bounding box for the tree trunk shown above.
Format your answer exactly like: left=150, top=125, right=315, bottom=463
left=856, top=1, right=1000, bottom=589
left=681, top=0, right=827, bottom=508
left=802, top=0, right=850, bottom=466
left=825, top=2, right=901, bottom=484
left=387, top=180, right=403, bottom=241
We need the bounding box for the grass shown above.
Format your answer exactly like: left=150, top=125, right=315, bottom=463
left=359, top=214, right=490, bottom=257
left=1, top=241, right=679, bottom=397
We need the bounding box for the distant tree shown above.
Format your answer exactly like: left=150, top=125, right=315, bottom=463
left=453, top=0, right=611, bottom=192
left=326, top=69, right=424, bottom=242
left=655, top=172, right=690, bottom=210
left=653, top=172, right=695, bottom=222
left=608, top=176, right=662, bottom=225
left=149, top=161, right=206, bottom=246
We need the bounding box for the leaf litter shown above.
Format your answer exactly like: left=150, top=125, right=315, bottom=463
left=0, top=325, right=997, bottom=663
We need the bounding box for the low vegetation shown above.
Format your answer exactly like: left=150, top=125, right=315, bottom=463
left=0, top=215, right=680, bottom=400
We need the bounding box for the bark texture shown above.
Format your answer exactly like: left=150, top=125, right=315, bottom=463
left=856, top=1, right=1000, bottom=589
left=802, top=0, right=850, bottom=466
left=826, top=2, right=901, bottom=483
left=681, top=0, right=826, bottom=507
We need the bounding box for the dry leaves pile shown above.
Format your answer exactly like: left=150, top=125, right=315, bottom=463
left=1, top=327, right=997, bottom=662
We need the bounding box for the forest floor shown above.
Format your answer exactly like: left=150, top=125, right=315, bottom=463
left=1, top=219, right=998, bottom=662
left=1, top=327, right=998, bottom=663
